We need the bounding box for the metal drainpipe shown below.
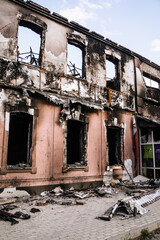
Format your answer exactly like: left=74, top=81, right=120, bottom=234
left=101, top=110, right=103, bottom=176
left=133, top=57, right=138, bottom=113
left=133, top=57, right=139, bottom=175
left=52, top=106, right=55, bottom=179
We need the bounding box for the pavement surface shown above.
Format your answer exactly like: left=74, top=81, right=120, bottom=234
left=1, top=188, right=160, bottom=240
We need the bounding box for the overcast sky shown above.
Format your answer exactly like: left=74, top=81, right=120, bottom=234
left=32, top=0, right=160, bottom=65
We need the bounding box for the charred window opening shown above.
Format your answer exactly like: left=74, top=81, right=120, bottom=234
left=67, top=120, right=85, bottom=165
left=140, top=127, right=160, bottom=179
left=143, top=73, right=160, bottom=101
left=106, top=56, right=120, bottom=91
left=17, top=20, right=42, bottom=66
left=107, top=127, right=123, bottom=166
left=7, top=112, right=33, bottom=168
left=143, top=73, right=159, bottom=89
left=67, top=41, right=85, bottom=78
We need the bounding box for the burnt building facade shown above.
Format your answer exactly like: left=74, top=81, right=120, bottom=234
left=0, top=0, right=160, bottom=192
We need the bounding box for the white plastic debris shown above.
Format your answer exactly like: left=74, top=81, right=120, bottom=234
left=40, top=191, right=48, bottom=197
left=133, top=175, right=149, bottom=183
left=52, top=186, right=63, bottom=195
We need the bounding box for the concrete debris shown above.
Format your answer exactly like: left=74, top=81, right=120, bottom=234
left=133, top=175, right=149, bottom=183
left=96, top=186, right=113, bottom=196
left=76, top=199, right=86, bottom=205
left=1, top=184, right=160, bottom=225
left=52, top=186, right=64, bottom=195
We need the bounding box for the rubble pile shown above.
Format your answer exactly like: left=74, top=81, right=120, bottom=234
left=1, top=176, right=160, bottom=225
left=98, top=175, right=160, bottom=221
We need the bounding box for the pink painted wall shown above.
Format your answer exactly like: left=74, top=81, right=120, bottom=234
left=0, top=98, right=135, bottom=188
left=53, top=109, right=106, bottom=179
left=0, top=100, right=107, bottom=188
left=0, top=119, right=4, bottom=169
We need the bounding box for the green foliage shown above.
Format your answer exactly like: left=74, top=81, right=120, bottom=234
left=140, top=229, right=152, bottom=239
left=154, top=227, right=160, bottom=235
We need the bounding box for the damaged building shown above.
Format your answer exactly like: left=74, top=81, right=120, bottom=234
left=0, top=0, right=160, bottom=193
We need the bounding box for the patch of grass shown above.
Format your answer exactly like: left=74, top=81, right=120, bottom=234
left=153, top=227, right=160, bottom=235
left=131, top=227, right=160, bottom=240
left=131, top=229, right=152, bottom=240
left=140, top=229, right=152, bottom=239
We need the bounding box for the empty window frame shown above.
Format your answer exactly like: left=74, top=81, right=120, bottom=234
left=143, top=75, right=159, bottom=89
left=7, top=112, right=33, bottom=168
left=107, top=127, right=123, bottom=166
left=140, top=127, right=160, bottom=179
left=17, top=21, right=42, bottom=66
left=67, top=42, right=85, bottom=78
left=67, top=120, right=85, bottom=165
left=106, top=56, right=120, bottom=91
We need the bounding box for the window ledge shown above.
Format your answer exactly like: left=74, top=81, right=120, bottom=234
left=6, top=169, right=32, bottom=174
left=63, top=165, right=89, bottom=173
left=7, top=165, right=32, bottom=170
left=143, top=97, right=160, bottom=105
left=4, top=166, right=37, bottom=174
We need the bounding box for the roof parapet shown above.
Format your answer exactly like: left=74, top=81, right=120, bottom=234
left=90, top=31, right=104, bottom=40
left=27, top=0, right=50, bottom=14
left=52, top=12, right=68, bottom=23
left=70, top=21, right=90, bottom=32
left=8, top=0, right=160, bottom=70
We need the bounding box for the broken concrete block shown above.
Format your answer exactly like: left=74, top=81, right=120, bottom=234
left=76, top=199, right=86, bottom=205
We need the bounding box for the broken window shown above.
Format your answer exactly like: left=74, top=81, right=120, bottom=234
left=143, top=75, right=159, bottom=89
left=107, top=127, right=123, bottom=166
left=67, top=42, right=84, bottom=78
left=17, top=21, right=42, bottom=66
left=143, top=73, right=160, bottom=101
left=67, top=120, right=85, bottom=165
left=7, top=112, right=33, bottom=168
left=106, top=56, right=120, bottom=91
left=140, top=127, right=160, bottom=178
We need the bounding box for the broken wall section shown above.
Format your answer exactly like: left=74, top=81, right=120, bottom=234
left=0, top=0, right=136, bottom=112
left=135, top=57, right=160, bottom=119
